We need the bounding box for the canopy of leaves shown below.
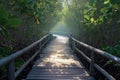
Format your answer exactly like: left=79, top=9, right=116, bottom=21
left=0, top=7, right=20, bottom=38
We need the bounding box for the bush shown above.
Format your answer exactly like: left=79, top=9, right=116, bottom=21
left=102, top=41, right=120, bottom=69
left=0, top=46, right=12, bottom=58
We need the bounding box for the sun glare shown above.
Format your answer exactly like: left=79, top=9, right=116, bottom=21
left=62, top=0, right=71, bottom=7
left=37, top=35, right=82, bottom=68
left=38, top=52, right=82, bottom=68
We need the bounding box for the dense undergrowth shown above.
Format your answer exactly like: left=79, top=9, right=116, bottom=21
left=103, top=41, right=120, bottom=57
left=102, top=41, right=120, bottom=70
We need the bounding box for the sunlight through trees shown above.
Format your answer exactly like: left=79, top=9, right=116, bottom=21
left=0, top=0, right=120, bottom=79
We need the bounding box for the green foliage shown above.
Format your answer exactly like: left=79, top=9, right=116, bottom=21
left=0, top=7, right=21, bottom=28
left=64, top=0, right=120, bottom=47
left=0, top=46, right=13, bottom=58
left=0, top=8, right=9, bottom=25
left=102, top=41, right=120, bottom=69
left=15, top=60, right=24, bottom=69
left=12, top=0, right=62, bottom=24
left=110, top=0, right=120, bottom=4
left=104, top=0, right=110, bottom=5
left=0, top=0, right=62, bottom=45
left=0, top=7, right=20, bottom=38
left=7, top=18, right=21, bottom=29
left=103, top=41, right=120, bottom=57
left=84, top=15, right=89, bottom=20
left=105, top=60, right=120, bottom=70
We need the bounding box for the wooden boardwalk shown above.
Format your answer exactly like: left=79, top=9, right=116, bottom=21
left=26, top=35, right=94, bottom=80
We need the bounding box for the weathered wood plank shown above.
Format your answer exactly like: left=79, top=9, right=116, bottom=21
left=27, top=75, right=94, bottom=80
left=27, top=68, right=88, bottom=75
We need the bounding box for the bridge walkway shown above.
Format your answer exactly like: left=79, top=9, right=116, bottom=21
left=26, top=35, right=94, bottom=80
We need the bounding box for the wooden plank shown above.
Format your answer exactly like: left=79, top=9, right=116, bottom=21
left=27, top=75, right=94, bottom=80
left=32, top=59, right=84, bottom=69
left=27, top=68, right=89, bottom=75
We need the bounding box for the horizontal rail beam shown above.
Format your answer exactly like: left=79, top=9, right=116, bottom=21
left=0, top=34, right=50, bottom=66
left=75, top=47, right=91, bottom=62
left=72, top=37, right=120, bottom=64
left=15, top=50, right=39, bottom=78
left=94, top=64, right=115, bottom=80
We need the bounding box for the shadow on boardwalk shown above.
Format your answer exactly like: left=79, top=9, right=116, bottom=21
left=27, top=34, right=94, bottom=80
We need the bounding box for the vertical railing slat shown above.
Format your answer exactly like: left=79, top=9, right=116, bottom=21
left=7, top=60, right=15, bottom=80
left=89, top=51, right=95, bottom=76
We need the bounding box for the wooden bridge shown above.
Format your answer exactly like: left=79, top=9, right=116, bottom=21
left=0, top=34, right=120, bottom=80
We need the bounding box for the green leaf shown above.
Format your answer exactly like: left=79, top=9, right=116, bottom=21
left=90, top=18, right=94, bottom=23
left=101, top=8, right=106, bottom=13
left=15, top=60, right=24, bottom=69
left=104, top=0, right=110, bottom=4
left=84, top=15, right=89, bottom=20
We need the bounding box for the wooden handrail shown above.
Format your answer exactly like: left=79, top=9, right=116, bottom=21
left=0, top=34, right=50, bottom=66
left=71, top=37, right=120, bottom=64
left=69, top=36, right=119, bottom=80
left=0, top=33, right=52, bottom=80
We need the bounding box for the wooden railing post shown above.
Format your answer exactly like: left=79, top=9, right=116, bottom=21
left=49, top=33, right=52, bottom=41
left=69, top=34, right=72, bottom=48
left=89, top=51, right=95, bottom=76
left=7, top=60, right=15, bottom=80
left=39, top=41, right=42, bottom=57
left=72, top=40, right=76, bottom=52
